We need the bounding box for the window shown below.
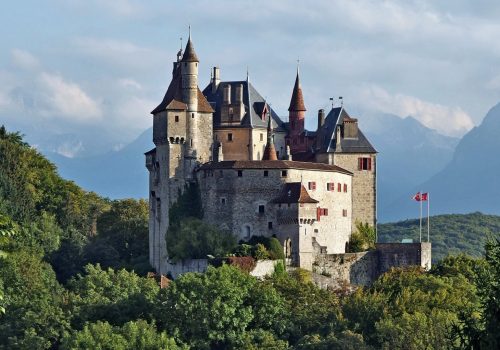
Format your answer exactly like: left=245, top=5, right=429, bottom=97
left=228, top=133, right=233, bottom=141
left=238, top=170, right=243, bottom=177
left=337, top=183, right=342, bottom=192
left=190, top=139, right=193, bottom=147
left=175, top=115, right=179, bottom=122
left=344, top=184, right=348, bottom=193
left=258, top=205, right=265, bottom=214
left=281, top=170, right=287, bottom=177
left=191, top=113, right=195, bottom=118
left=263, top=170, right=269, bottom=177
left=260, top=133, right=264, bottom=141
left=221, top=198, right=226, bottom=205
left=359, top=157, right=372, bottom=171
left=343, top=209, right=348, bottom=217
left=316, top=207, right=328, bottom=221
left=327, top=182, right=334, bottom=191
left=268, top=222, right=273, bottom=229
left=308, top=182, right=316, bottom=190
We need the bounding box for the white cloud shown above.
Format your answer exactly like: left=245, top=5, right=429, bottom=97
left=10, top=49, right=40, bottom=70
left=114, top=95, right=155, bottom=130
left=38, top=72, right=102, bottom=122
left=358, top=84, right=474, bottom=137
left=118, top=78, right=143, bottom=90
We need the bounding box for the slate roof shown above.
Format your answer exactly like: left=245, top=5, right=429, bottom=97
left=316, top=107, right=377, bottom=154
left=202, top=80, right=287, bottom=132
left=273, top=182, right=319, bottom=204
left=144, top=148, right=156, bottom=155
left=198, top=160, right=352, bottom=174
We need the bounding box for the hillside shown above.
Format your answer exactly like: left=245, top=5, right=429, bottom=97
left=362, top=114, right=459, bottom=221
left=378, top=212, right=500, bottom=262
left=383, top=102, right=500, bottom=221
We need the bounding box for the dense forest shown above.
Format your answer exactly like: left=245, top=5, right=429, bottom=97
left=1, top=126, right=499, bottom=349
left=378, top=213, right=500, bottom=262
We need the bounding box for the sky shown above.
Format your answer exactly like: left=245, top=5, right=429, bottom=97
left=1, top=0, right=500, bottom=157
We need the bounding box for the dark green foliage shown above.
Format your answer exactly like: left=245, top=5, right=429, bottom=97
left=167, top=218, right=237, bottom=261
left=237, top=235, right=285, bottom=260
left=159, top=265, right=286, bottom=349
left=0, top=250, right=70, bottom=349
left=169, top=182, right=203, bottom=227
left=60, top=320, right=184, bottom=350
left=378, top=212, right=500, bottom=262
left=68, top=264, right=159, bottom=328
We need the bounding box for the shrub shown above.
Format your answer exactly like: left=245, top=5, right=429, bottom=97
left=267, top=237, right=285, bottom=260
left=253, top=244, right=269, bottom=260
left=349, top=222, right=376, bottom=252
left=227, top=256, right=257, bottom=273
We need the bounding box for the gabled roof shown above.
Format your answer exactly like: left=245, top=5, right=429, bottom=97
left=316, top=107, right=376, bottom=154
left=202, top=80, right=286, bottom=131
left=273, top=182, right=318, bottom=204
left=288, top=71, right=306, bottom=112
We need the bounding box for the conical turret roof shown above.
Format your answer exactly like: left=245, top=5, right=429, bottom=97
left=262, top=114, right=278, bottom=160
left=181, top=36, right=199, bottom=62
left=288, top=70, right=306, bottom=112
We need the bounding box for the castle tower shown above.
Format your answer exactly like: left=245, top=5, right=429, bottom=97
left=146, top=31, right=214, bottom=274
left=288, top=67, right=307, bottom=154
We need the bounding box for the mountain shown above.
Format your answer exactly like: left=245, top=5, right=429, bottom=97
left=383, top=102, right=500, bottom=221
left=45, top=128, right=153, bottom=199
left=362, top=114, right=459, bottom=222
left=378, top=212, right=500, bottom=262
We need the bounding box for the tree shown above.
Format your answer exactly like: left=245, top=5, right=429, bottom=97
left=60, top=320, right=184, bottom=350
left=166, top=218, right=236, bottom=261
left=68, top=264, right=159, bottom=328
left=349, top=222, right=375, bottom=252
left=159, top=265, right=286, bottom=349
left=0, top=250, right=70, bottom=349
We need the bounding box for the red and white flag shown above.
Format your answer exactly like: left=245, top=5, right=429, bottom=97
left=412, top=192, right=428, bottom=201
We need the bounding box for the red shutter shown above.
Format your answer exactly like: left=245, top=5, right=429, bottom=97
left=344, top=184, right=347, bottom=192
left=338, top=183, right=341, bottom=192
left=313, top=182, right=316, bottom=190
left=368, top=158, right=372, bottom=171
left=358, top=158, right=362, bottom=170
left=316, top=207, right=321, bottom=221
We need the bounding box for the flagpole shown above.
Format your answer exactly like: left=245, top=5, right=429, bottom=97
left=427, top=193, right=430, bottom=242
left=419, top=192, right=422, bottom=243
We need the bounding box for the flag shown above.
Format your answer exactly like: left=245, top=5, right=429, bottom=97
left=412, top=192, right=428, bottom=201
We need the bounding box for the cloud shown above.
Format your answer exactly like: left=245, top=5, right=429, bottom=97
left=37, top=72, right=102, bottom=122
left=10, top=49, right=40, bottom=70
left=358, top=84, right=474, bottom=137
left=118, top=78, right=143, bottom=90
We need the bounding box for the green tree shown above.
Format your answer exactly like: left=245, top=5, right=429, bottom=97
left=0, top=250, right=70, bottom=349
left=60, top=320, right=185, bottom=350
left=349, top=222, right=375, bottom=252
left=159, top=265, right=286, bottom=349
left=68, top=264, right=159, bottom=328
left=167, top=218, right=236, bottom=261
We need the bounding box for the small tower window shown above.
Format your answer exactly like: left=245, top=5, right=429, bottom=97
left=260, top=133, right=263, bottom=141
left=238, top=170, right=243, bottom=177
left=268, top=222, right=273, bottom=229
left=228, top=133, right=233, bottom=142
left=263, top=170, right=269, bottom=177
left=344, top=184, right=348, bottom=193
left=175, top=115, right=179, bottom=122
left=192, top=113, right=195, bottom=118
left=258, top=205, right=265, bottom=214
left=343, top=209, right=348, bottom=217
left=221, top=198, right=226, bottom=205
left=281, top=170, right=287, bottom=177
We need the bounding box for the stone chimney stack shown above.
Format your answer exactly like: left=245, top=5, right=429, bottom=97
left=317, top=109, right=325, bottom=130
left=223, top=84, right=231, bottom=105
left=211, top=67, right=220, bottom=93
left=235, top=83, right=243, bottom=103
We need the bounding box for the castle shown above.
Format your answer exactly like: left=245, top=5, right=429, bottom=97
left=145, top=33, right=427, bottom=279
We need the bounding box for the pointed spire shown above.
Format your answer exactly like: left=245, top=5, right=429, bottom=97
left=262, top=107, right=278, bottom=161
left=181, top=26, right=199, bottom=62
left=288, top=67, right=306, bottom=112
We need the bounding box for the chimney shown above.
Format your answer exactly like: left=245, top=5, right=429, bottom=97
left=235, top=83, right=243, bottom=103
left=284, top=145, right=292, bottom=161
left=335, top=125, right=342, bottom=151
left=223, top=84, right=231, bottom=105
left=317, top=109, right=325, bottom=129
left=212, top=67, right=220, bottom=93
left=344, top=118, right=359, bottom=138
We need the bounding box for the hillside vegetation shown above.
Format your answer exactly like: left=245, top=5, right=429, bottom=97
left=378, top=212, right=500, bottom=262
left=1, top=126, right=499, bottom=349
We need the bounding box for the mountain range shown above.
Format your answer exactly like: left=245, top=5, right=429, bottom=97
left=382, top=102, right=500, bottom=222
